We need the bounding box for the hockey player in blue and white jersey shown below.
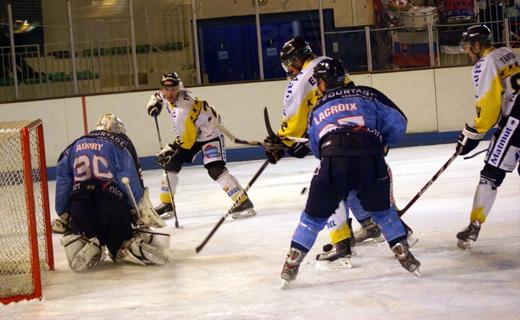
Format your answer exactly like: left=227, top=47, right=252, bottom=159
left=280, top=58, right=420, bottom=287
left=55, top=113, right=167, bottom=272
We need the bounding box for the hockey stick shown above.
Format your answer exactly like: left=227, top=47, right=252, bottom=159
left=263, top=107, right=309, bottom=144
left=463, top=148, right=486, bottom=160
left=398, top=151, right=459, bottom=216
left=153, top=116, right=180, bottom=228
left=217, top=123, right=263, bottom=146
left=195, top=159, right=270, bottom=253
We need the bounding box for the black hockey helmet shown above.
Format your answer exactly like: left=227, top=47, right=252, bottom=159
left=461, top=24, right=492, bottom=45
left=313, top=58, right=346, bottom=89
left=161, top=72, right=181, bottom=86
left=280, top=36, right=313, bottom=72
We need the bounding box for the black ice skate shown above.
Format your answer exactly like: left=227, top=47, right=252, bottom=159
left=230, top=197, right=256, bottom=219
left=456, top=221, right=481, bottom=249
left=280, top=247, right=306, bottom=289
left=154, top=202, right=176, bottom=220
left=391, top=240, right=421, bottom=277
left=315, top=239, right=352, bottom=270
left=354, top=219, right=384, bottom=245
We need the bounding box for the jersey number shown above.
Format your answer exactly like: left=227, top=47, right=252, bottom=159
left=74, top=154, right=113, bottom=181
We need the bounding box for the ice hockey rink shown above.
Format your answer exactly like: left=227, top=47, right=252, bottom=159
left=1, top=143, right=519, bottom=320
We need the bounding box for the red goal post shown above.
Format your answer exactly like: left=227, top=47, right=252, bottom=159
left=0, top=119, right=54, bottom=304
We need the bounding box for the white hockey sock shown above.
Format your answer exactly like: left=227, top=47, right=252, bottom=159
left=216, top=170, right=245, bottom=202
left=159, top=172, right=179, bottom=203
left=470, top=180, right=498, bottom=223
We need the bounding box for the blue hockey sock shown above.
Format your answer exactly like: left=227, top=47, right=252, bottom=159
left=291, top=212, right=328, bottom=253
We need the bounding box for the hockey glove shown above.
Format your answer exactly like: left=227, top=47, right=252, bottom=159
left=156, top=143, right=179, bottom=166
left=52, top=212, right=72, bottom=235
left=263, top=136, right=286, bottom=164
left=147, top=93, right=163, bottom=117
left=287, top=142, right=310, bottom=158
left=456, top=124, right=485, bottom=156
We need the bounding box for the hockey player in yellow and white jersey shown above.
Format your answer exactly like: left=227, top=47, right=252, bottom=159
left=263, top=37, right=377, bottom=267
left=455, top=24, right=520, bottom=249
left=146, top=73, right=256, bottom=220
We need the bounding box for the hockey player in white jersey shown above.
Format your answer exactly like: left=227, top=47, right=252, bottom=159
left=147, top=73, right=256, bottom=220
left=455, top=25, right=520, bottom=249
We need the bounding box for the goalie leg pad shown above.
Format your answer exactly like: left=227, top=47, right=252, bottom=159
left=61, top=234, right=105, bottom=272
left=115, top=233, right=169, bottom=266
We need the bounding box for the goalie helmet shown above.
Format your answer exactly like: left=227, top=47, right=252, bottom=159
left=160, top=72, right=181, bottom=87
left=96, top=113, right=126, bottom=134
left=461, top=24, right=492, bottom=45
left=280, top=36, right=313, bottom=72
left=313, top=58, right=346, bottom=90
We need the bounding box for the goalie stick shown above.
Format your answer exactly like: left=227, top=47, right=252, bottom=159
left=398, top=151, right=459, bottom=216
left=153, top=116, right=180, bottom=228
left=195, top=159, right=269, bottom=253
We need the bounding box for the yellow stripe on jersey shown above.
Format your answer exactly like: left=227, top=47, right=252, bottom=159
left=278, top=88, right=322, bottom=145
left=474, top=75, right=502, bottom=133
left=179, top=99, right=203, bottom=149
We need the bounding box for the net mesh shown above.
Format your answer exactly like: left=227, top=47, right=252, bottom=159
left=0, top=120, right=49, bottom=300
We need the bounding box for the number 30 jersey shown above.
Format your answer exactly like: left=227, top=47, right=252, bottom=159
left=55, top=130, right=144, bottom=214
left=470, top=46, right=520, bottom=133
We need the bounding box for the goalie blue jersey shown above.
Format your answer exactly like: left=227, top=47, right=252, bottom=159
left=308, top=85, right=407, bottom=158
left=55, top=130, right=144, bottom=215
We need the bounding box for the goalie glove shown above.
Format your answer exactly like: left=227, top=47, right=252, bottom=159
left=263, top=136, right=286, bottom=164
left=156, top=143, right=179, bottom=166
left=456, top=124, right=485, bottom=156
left=147, top=93, right=163, bottom=117
left=135, top=188, right=166, bottom=228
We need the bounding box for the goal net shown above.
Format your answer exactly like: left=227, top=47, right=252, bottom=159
left=0, top=120, right=54, bottom=304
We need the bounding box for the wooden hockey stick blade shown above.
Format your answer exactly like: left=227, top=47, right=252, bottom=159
left=263, top=107, right=277, bottom=138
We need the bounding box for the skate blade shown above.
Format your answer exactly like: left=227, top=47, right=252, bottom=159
left=354, top=235, right=385, bottom=247
left=280, top=279, right=290, bottom=289
left=457, top=239, right=471, bottom=249
left=159, top=211, right=176, bottom=220
left=315, top=257, right=352, bottom=270
left=413, top=267, right=422, bottom=278
left=407, top=233, right=419, bottom=248
left=231, top=209, right=257, bottom=220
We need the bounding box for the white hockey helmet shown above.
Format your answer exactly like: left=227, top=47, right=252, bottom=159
left=96, top=113, right=126, bottom=134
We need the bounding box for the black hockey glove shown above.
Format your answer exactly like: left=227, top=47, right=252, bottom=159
left=147, top=93, right=163, bottom=117
left=263, top=136, right=286, bottom=164
left=156, top=143, right=179, bottom=166
left=287, top=142, right=310, bottom=158
left=456, top=124, right=484, bottom=156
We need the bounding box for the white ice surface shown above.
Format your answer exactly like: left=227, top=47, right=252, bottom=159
left=1, top=144, right=519, bottom=320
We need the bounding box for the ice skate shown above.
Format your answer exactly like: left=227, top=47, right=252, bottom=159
left=391, top=240, right=421, bottom=277
left=315, top=239, right=352, bottom=270
left=456, top=221, right=481, bottom=249
left=280, top=247, right=306, bottom=289
left=353, top=219, right=384, bottom=246
left=230, top=197, right=256, bottom=220
left=51, top=218, right=71, bottom=235
left=154, top=202, right=176, bottom=220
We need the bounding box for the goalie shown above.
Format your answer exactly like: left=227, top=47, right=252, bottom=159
left=54, top=113, right=168, bottom=272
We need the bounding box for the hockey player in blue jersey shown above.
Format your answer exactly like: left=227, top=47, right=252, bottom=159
left=54, top=113, right=168, bottom=272
left=280, top=58, right=420, bottom=287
